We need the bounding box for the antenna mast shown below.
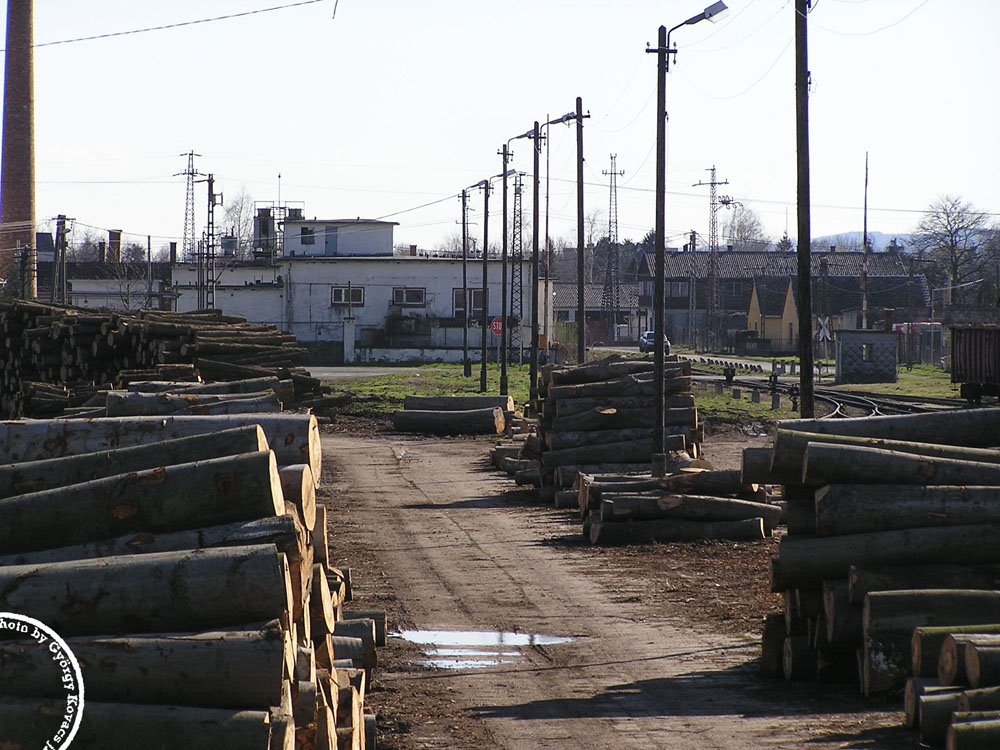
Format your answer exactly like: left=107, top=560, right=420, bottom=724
left=601, top=154, right=625, bottom=342
left=693, top=165, right=729, bottom=350
left=509, top=173, right=524, bottom=363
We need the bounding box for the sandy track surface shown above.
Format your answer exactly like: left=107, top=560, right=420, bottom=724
left=321, top=433, right=906, bottom=750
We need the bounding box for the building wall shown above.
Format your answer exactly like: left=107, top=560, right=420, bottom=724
left=282, top=221, right=393, bottom=258
left=171, top=257, right=540, bottom=354
left=836, top=330, right=898, bottom=384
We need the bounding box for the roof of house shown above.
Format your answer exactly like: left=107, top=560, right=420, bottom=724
left=643, top=249, right=915, bottom=279
left=283, top=218, right=399, bottom=226
left=752, top=278, right=795, bottom=317
left=553, top=282, right=639, bottom=310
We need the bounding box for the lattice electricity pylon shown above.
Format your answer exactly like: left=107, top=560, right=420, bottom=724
left=176, top=151, right=201, bottom=262
left=509, top=173, right=524, bottom=363
left=601, top=154, right=624, bottom=342
left=693, top=165, right=728, bottom=349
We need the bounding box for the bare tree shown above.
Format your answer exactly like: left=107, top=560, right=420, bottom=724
left=67, top=228, right=103, bottom=262
left=222, top=187, right=255, bottom=260
left=723, top=205, right=770, bottom=251
left=122, top=241, right=146, bottom=264
left=912, top=195, right=993, bottom=304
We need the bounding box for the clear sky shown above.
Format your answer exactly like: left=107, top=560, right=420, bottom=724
left=3, top=0, right=997, bottom=253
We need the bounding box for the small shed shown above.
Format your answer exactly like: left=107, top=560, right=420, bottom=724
left=835, top=330, right=898, bottom=384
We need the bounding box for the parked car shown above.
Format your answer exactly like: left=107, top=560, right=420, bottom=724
left=639, top=330, right=671, bottom=355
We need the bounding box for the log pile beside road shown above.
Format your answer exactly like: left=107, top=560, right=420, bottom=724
left=0, top=301, right=322, bottom=418
left=758, top=406, right=1000, bottom=745
left=0, top=408, right=384, bottom=749
left=489, top=355, right=782, bottom=546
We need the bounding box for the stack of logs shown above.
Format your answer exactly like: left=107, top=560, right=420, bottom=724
left=391, top=395, right=512, bottom=436
left=0, top=409, right=382, bottom=750
left=0, top=301, right=322, bottom=417
left=755, top=407, right=1000, bottom=748
left=491, top=355, right=782, bottom=546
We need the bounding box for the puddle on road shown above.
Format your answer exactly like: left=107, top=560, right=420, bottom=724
left=393, top=629, right=574, bottom=670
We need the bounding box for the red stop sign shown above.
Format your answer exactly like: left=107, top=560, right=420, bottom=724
left=490, top=317, right=503, bottom=335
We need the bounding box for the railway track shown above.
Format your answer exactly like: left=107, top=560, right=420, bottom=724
left=693, top=366, right=964, bottom=420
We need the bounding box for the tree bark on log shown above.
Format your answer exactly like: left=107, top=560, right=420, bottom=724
left=779, top=407, right=1000, bottom=447
left=551, top=406, right=695, bottom=433
left=128, top=376, right=282, bottom=396
left=913, top=626, right=1000, bottom=679
left=0, top=513, right=307, bottom=568
left=803, top=444, right=1000, bottom=488
left=546, top=426, right=690, bottom=451
left=920, top=691, right=964, bottom=746
left=852, top=564, right=1000, bottom=606
left=547, top=359, right=654, bottom=387
left=547, top=373, right=691, bottom=402
left=0, top=629, right=289, bottom=709
left=967, top=643, right=1000, bottom=688
left=402, top=395, right=514, bottom=412
left=822, top=581, right=862, bottom=646
left=601, top=493, right=781, bottom=534
left=741, top=447, right=774, bottom=485
left=817, top=485, right=1000, bottom=537
left=760, top=612, right=786, bottom=677
left=0, top=450, right=284, bottom=554
left=659, top=469, right=746, bottom=497
left=0, top=699, right=274, bottom=750
left=783, top=636, right=817, bottom=681
left=391, top=407, right=505, bottom=436
left=947, top=718, right=1000, bottom=750
left=771, top=524, right=1000, bottom=592
left=553, top=394, right=695, bottom=419
left=0, top=425, right=268, bottom=498
left=589, top=516, right=764, bottom=545
left=0, top=413, right=322, bottom=477
left=0, top=544, right=291, bottom=637
left=863, top=590, right=1000, bottom=696
left=905, top=677, right=952, bottom=729
left=960, top=686, right=1000, bottom=712
left=542, top=436, right=686, bottom=468
left=106, top=391, right=280, bottom=417
left=771, top=428, right=1000, bottom=482
left=173, top=394, right=284, bottom=416
left=279, top=464, right=317, bottom=533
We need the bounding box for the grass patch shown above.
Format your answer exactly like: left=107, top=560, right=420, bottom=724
left=694, top=383, right=796, bottom=427
left=826, top=364, right=960, bottom=399
left=323, top=363, right=532, bottom=414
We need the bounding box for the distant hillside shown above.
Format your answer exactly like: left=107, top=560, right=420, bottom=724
left=813, top=230, right=911, bottom=252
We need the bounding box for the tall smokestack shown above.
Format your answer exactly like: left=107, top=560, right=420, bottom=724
left=0, top=0, right=34, bottom=297
left=108, top=230, right=122, bottom=263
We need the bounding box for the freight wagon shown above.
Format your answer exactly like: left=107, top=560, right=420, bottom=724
left=951, top=325, right=1000, bottom=402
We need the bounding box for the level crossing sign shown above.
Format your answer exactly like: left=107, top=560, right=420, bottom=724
left=816, top=316, right=832, bottom=342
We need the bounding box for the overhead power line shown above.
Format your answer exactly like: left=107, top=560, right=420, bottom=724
left=1, top=0, right=326, bottom=51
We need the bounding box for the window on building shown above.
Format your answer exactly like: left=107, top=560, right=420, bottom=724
left=669, top=281, right=689, bottom=298
left=392, top=287, right=426, bottom=306
left=453, top=289, right=488, bottom=319
left=725, top=281, right=741, bottom=298
left=331, top=286, right=364, bottom=306
left=301, top=227, right=316, bottom=245
left=862, top=343, right=873, bottom=362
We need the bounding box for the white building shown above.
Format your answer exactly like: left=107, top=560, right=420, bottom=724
left=282, top=217, right=397, bottom=258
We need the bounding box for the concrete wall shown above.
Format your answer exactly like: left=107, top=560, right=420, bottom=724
left=283, top=221, right=393, bottom=257
left=835, top=330, right=898, bottom=384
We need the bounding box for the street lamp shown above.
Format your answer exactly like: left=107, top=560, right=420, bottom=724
left=647, top=1, right=728, bottom=475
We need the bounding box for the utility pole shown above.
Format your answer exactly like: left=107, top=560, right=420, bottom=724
left=177, top=151, right=201, bottom=263
left=601, top=154, right=625, bottom=343
left=146, top=235, right=153, bottom=308
left=499, top=144, right=510, bottom=395
left=693, top=166, right=729, bottom=351
left=461, top=189, right=471, bottom=377
left=543, top=112, right=551, bottom=358
left=50, top=214, right=66, bottom=305
left=530, top=121, right=541, bottom=410
left=204, top=174, right=223, bottom=309
left=575, top=97, right=589, bottom=364
left=687, top=230, right=697, bottom=346
left=795, top=0, right=815, bottom=417
left=861, top=150, right=870, bottom=329
left=479, top=180, right=490, bottom=393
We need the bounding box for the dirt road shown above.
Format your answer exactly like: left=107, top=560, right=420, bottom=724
left=321, top=433, right=906, bottom=750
